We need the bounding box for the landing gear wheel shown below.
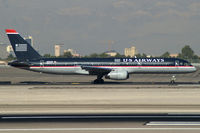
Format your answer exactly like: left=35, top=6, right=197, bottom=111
left=93, top=75, right=104, bottom=84
left=93, top=79, right=98, bottom=84
left=93, top=79, right=104, bottom=84
left=170, top=75, right=176, bottom=85
left=100, top=79, right=104, bottom=84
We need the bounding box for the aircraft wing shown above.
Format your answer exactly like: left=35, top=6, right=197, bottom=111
left=81, top=66, right=112, bottom=75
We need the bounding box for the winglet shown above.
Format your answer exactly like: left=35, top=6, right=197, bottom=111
left=5, top=29, right=18, bottom=34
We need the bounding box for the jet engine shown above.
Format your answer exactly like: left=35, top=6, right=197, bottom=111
left=105, top=70, right=129, bottom=80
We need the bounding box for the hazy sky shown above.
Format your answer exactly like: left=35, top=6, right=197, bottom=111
left=0, top=0, right=200, bottom=56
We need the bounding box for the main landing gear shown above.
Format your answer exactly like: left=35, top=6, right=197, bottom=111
left=93, top=75, right=104, bottom=84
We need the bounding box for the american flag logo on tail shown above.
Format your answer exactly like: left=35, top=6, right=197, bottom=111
left=15, top=44, right=27, bottom=51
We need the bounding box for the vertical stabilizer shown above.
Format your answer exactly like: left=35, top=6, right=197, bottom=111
left=5, top=29, right=41, bottom=61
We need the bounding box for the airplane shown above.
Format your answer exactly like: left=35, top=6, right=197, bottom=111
left=5, top=29, right=197, bottom=84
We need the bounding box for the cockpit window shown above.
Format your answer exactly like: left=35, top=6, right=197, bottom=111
left=180, top=60, right=192, bottom=66
left=176, top=60, right=192, bottom=66
left=184, top=62, right=191, bottom=66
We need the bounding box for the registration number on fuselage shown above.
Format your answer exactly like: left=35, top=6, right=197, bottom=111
left=45, top=61, right=57, bottom=64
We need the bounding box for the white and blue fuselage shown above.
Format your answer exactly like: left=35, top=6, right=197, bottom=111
left=11, top=58, right=196, bottom=75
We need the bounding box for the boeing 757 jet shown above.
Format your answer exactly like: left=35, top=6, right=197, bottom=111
left=5, top=29, right=196, bottom=84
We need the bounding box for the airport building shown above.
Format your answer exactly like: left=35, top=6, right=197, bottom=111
left=124, top=46, right=136, bottom=57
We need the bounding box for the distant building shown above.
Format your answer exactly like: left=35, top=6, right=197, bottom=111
left=146, top=55, right=152, bottom=58
left=124, top=46, right=136, bottom=57
left=55, top=45, right=61, bottom=57
left=0, top=44, right=10, bottom=59
left=170, top=54, right=178, bottom=58
left=0, top=61, right=7, bottom=65
left=6, top=45, right=13, bottom=53
left=64, top=49, right=80, bottom=57
left=24, top=36, right=33, bottom=47
left=105, top=50, right=117, bottom=57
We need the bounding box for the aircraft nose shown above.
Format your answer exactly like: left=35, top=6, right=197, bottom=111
left=192, top=66, right=197, bottom=72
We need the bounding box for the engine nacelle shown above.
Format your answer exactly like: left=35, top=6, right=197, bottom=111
left=105, top=70, right=129, bottom=80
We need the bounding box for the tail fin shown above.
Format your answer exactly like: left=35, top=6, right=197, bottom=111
left=5, top=29, right=41, bottom=61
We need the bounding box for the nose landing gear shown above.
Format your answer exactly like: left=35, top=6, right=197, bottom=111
left=170, top=75, right=176, bottom=84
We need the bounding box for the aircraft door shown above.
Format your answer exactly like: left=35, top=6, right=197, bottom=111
left=175, top=60, right=179, bottom=72
left=175, top=60, right=179, bottom=66
left=40, top=60, right=45, bottom=68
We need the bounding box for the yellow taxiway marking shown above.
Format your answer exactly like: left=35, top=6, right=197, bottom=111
left=71, top=83, right=80, bottom=85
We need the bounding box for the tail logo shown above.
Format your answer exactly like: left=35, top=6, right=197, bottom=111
left=15, top=44, right=27, bottom=51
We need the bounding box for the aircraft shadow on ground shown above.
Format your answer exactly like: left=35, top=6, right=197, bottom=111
left=0, top=81, right=199, bottom=85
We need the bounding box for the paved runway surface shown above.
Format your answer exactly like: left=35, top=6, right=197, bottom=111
left=1, top=66, right=200, bottom=132
left=0, top=66, right=199, bottom=115
left=1, top=84, right=200, bottom=114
